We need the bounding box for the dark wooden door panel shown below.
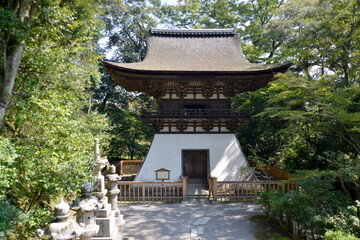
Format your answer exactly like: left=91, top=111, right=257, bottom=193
left=183, top=150, right=208, bottom=180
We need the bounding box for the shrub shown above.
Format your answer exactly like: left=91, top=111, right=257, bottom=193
left=323, top=230, right=360, bottom=240
left=259, top=177, right=353, bottom=239
left=0, top=200, right=20, bottom=239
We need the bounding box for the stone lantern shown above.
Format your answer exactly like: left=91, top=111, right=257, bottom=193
left=93, top=138, right=108, bottom=207
left=37, top=198, right=83, bottom=240
left=106, top=165, right=121, bottom=210
left=71, top=183, right=103, bottom=240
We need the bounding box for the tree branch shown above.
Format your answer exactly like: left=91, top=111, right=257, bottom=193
left=12, top=91, right=32, bottom=97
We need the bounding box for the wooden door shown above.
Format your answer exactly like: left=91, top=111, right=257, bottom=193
left=182, top=150, right=208, bottom=182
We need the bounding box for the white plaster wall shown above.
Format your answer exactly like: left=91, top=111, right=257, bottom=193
left=134, top=134, right=255, bottom=182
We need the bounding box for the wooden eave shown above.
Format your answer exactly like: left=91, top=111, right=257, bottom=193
left=103, top=61, right=291, bottom=93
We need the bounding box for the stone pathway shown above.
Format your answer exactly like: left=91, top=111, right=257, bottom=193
left=119, top=200, right=289, bottom=240
left=186, top=183, right=209, bottom=197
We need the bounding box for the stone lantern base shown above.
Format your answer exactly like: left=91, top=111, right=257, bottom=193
left=94, top=203, right=125, bottom=240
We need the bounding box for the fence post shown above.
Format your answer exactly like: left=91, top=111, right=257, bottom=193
left=213, top=177, right=218, bottom=203
left=282, top=183, right=286, bottom=193
left=120, top=161, right=123, bottom=175
left=292, top=221, right=299, bottom=240
left=254, top=183, right=258, bottom=199
left=142, top=183, right=146, bottom=203
left=182, top=177, right=187, bottom=203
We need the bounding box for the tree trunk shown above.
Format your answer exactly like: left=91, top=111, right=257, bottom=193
left=0, top=0, right=36, bottom=126
left=0, top=40, right=25, bottom=125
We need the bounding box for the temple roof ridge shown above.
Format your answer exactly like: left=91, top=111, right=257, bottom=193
left=149, top=28, right=236, bottom=37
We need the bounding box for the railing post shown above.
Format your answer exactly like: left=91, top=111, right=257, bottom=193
left=142, top=183, right=145, bottom=203
left=292, top=221, right=299, bottom=240
left=120, top=161, right=123, bottom=175
left=282, top=183, right=286, bottom=193
left=182, top=177, right=187, bottom=203
left=254, top=183, right=258, bottom=199
left=213, top=177, right=218, bottom=203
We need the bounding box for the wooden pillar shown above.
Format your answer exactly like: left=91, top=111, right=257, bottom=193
left=254, top=183, right=258, bottom=199
left=142, top=183, right=146, bottom=203
left=292, top=221, right=299, bottom=240
left=182, top=176, right=187, bottom=202
left=213, top=177, right=218, bottom=203
left=120, top=161, right=123, bottom=175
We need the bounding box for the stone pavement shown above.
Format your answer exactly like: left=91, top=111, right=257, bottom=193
left=119, top=200, right=288, bottom=240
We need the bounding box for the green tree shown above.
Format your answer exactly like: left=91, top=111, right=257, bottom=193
left=95, top=0, right=160, bottom=162
left=162, top=0, right=241, bottom=28
left=263, top=0, right=360, bottom=82
left=1, top=0, right=111, bottom=238
left=0, top=0, right=37, bottom=125
left=100, top=0, right=162, bottom=62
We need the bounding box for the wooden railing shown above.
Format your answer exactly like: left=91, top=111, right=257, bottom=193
left=118, top=177, right=187, bottom=203
left=141, top=109, right=249, bottom=119
left=119, top=160, right=144, bottom=175
left=209, top=176, right=297, bottom=202
left=258, top=164, right=292, bottom=180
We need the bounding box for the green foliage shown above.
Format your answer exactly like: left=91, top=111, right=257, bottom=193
left=1, top=0, right=111, bottom=239
left=259, top=176, right=354, bottom=239
left=264, top=0, right=360, bottom=83
left=325, top=204, right=360, bottom=237
left=324, top=230, right=360, bottom=240
left=92, top=70, right=155, bottom=161
left=235, top=71, right=360, bottom=170
left=0, top=0, right=359, bottom=239
left=108, top=111, right=153, bottom=160
left=0, top=137, right=17, bottom=198
left=161, top=0, right=241, bottom=28
left=0, top=200, right=20, bottom=239
left=96, top=0, right=159, bottom=162
left=7, top=205, right=52, bottom=240
left=100, top=0, right=162, bottom=62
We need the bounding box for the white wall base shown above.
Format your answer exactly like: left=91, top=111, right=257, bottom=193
left=134, top=134, right=255, bottom=182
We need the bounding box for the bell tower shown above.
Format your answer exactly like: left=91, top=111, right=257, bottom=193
left=104, top=28, right=290, bottom=182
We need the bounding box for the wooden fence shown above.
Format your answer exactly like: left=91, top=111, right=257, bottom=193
left=118, top=177, right=187, bottom=203
left=119, top=160, right=144, bottom=175
left=209, top=176, right=297, bottom=202
left=259, top=164, right=292, bottom=180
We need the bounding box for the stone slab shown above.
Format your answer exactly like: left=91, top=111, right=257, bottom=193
left=190, top=227, right=198, bottom=237
left=223, top=206, right=247, bottom=211
left=197, top=226, right=204, bottom=235
left=206, top=211, right=221, bottom=217
left=193, top=217, right=212, bottom=225
left=192, top=218, right=202, bottom=226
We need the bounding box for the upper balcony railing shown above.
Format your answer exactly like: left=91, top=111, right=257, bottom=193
left=141, top=109, right=249, bottom=119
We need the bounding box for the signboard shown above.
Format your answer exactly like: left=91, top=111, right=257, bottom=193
left=155, top=168, right=171, bottom=180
